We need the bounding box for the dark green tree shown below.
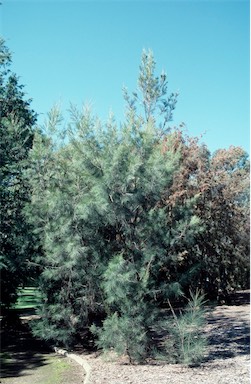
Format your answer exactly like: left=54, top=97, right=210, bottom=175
left=26, top=107, right=111, bottom=346
left=0, top=38, right=37, bottom=309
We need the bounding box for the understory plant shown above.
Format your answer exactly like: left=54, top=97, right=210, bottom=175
left=163, top=290, right=207, bottom=365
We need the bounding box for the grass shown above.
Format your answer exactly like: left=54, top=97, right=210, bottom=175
left=42, top=355, right=74, bottom=384
left=0, top=353, right=78, bottom=384
left=12, top=286, right=42, bottom=310
left=1, top=288, right=84, bottom=384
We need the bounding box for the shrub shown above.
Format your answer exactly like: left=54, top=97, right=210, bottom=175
left=91, top=312, right=149, bottom=363
left=163, top=290, right=207, bottom=365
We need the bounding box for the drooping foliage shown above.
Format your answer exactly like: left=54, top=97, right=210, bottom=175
left=6, top=47, right=248, bottom=363
left=27, top=51, right=205, bottom=356
left=0, top=38, right=37, bottom=309
left=163, top=290, right=207, bottom=365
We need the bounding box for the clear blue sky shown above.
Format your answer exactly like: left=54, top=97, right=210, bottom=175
left=1, top=0, right=250, bottom=154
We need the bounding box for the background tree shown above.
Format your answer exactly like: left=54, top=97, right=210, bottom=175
left=0, top=38, right=37, bottom=309
left=164, top=134, right=250, bottom=300
left=197, top=146, right=250, bottom=299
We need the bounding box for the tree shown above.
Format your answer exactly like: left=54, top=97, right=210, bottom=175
left=27, top=107, right=112, bottom=346
left=0, top=38, right=37, bottom=309
left=27, top=52, right=203, bottom=361
left=197, top=146, right=250, bottom=299
left=26, top=50, right=248, bottom=363
left=163, top=134, right=250, bottom=300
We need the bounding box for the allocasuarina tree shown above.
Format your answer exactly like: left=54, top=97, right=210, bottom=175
left=27, top=51, right=203, bottom=360
left=26, top=50, right=249, bottom=363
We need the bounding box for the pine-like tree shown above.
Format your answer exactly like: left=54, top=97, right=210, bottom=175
left=0, top=38, right=37, bottom=310
left=27, top=52, right=203, bottom=360
left=27, top=50, right=249, bottom=363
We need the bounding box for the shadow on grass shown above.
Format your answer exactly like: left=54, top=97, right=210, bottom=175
left=0, top=311, right=51, bottom=379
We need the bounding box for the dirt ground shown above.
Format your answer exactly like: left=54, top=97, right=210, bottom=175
left=0, top=291, right=249, bottom=384
left=83, top=291, right=250, bottom=384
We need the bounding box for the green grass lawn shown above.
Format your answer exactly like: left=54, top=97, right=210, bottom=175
left=13, top=286, right=42, bottom=310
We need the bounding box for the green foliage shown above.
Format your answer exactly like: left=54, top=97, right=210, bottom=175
left=163, top=290, right=207, bottom=365
left=93, top=254, right=158, bottom=363
left=31, top=304, right=77, bottom=347
left=0, top=38, right=38, bottom=309
left=91, top=312, right=149, bottom=363
left=26, top=51, right=198, bottom=354
left=123, top=49, right=178, bottom=131
left=22, top=48, right=249, bottom=364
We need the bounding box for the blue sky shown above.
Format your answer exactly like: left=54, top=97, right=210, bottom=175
left=1, top=0, right=249, bottom=154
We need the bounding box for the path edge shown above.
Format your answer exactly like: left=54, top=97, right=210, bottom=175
left=54, top=347, right=91, bottom=384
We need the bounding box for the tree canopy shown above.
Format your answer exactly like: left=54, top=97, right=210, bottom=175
left=0, top=38, right=38, bottom=309
left=1, top=44, right=249, bottom=363
left=26, top=51, right=249, bottom=361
